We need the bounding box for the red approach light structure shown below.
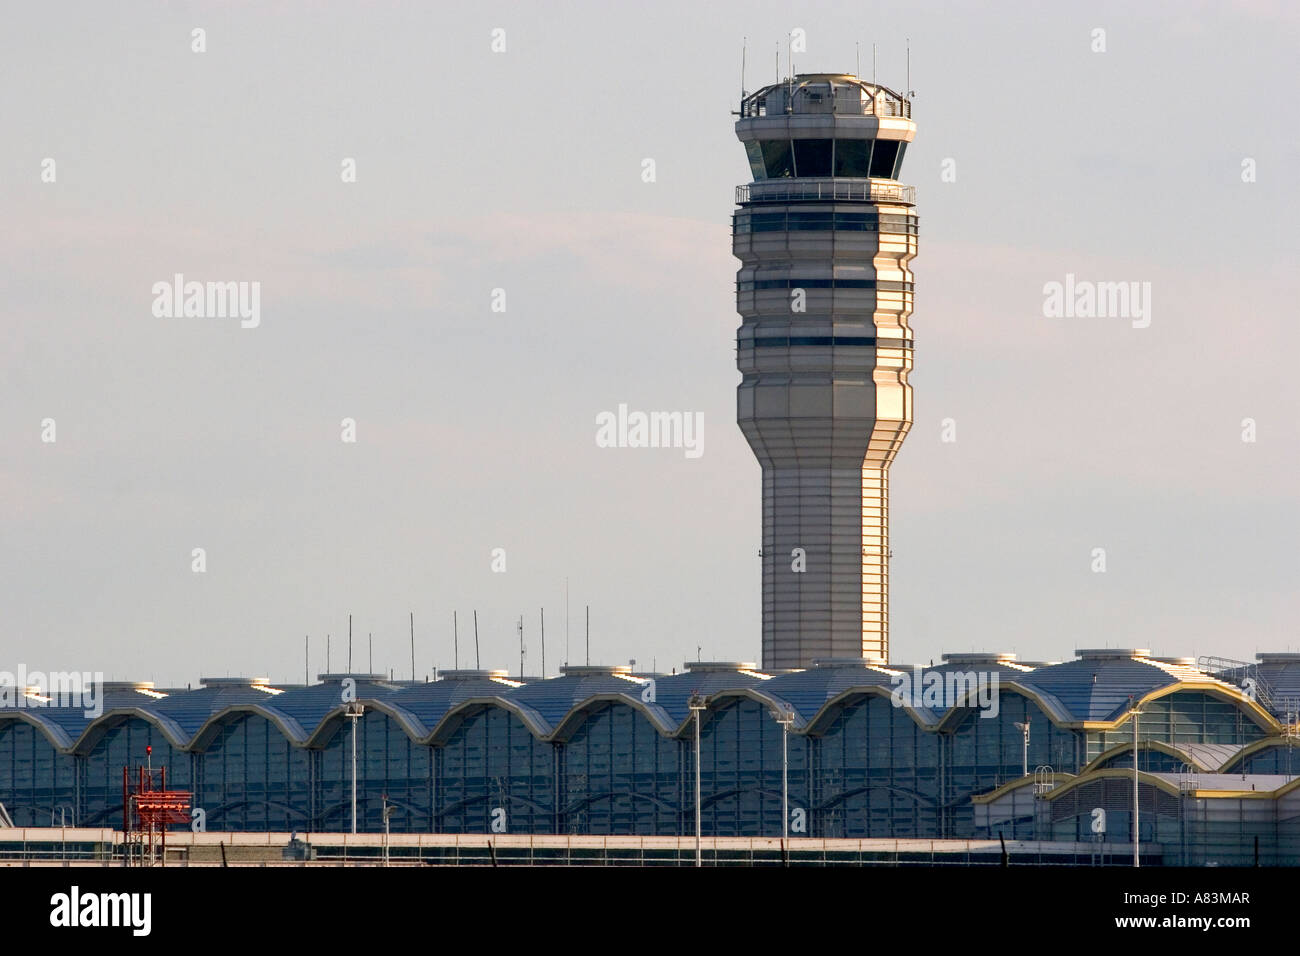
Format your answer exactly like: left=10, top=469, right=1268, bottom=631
left=122, top=763, right=191, bottom=866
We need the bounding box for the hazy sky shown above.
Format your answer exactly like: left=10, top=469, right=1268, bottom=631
left=3, top=0, right=1298, bottom=686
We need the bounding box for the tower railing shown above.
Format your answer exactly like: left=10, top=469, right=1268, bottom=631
left=737, top=180, right=916, bottom=205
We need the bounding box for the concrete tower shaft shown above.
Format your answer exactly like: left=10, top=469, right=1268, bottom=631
left=733, top=74, right=917, bottom=670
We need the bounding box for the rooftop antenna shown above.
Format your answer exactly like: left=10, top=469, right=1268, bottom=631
left=872, top=42, right=877, bottom=90
left=564, top=578, right=570, bottom=667
left=540, top=608, right=546, bottom=679
left=740, top=35, right=747, bottom=100
left=453, top=611, right=459, bottom=670
left=326, top=633, right=331, bottom=673
left=907, top=37, right=913, bottom=97
left=774, top=42, right=778, bottom=83
left=305, top=635, right=309, bottom=686
left=856, top=41, right=860, bottom=78
left=586, top=605, right=590, bottom=665
left=348, top=614, right=352, bottom=672
left=409, top=612, right=415, bottom=682
left=368, top=632, right=372, bottom=673
left=518, top=615, right=525, bottom=679
left=473, top=610, right=480, bottom=669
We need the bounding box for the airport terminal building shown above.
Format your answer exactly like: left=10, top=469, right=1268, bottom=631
left=3, top=650, right=1299, bottom=864
left=5, top=75, right=1295, bottom=867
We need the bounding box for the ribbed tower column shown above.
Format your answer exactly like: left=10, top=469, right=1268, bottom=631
left=734, top=74, right=917, bottom=670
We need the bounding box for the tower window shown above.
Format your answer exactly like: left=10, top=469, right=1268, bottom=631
left=869, top=140, right=900, bottom=178
left=833, top=140, right=871, bottom=178
left=760, top=140, right=795, bottom=178
left=793, top=139, right=833, bottom=178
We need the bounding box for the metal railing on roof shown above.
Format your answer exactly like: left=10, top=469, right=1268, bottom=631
left=737, top=179, right=916, bottom=205
left=1197, top=656, right=1278, bottom=711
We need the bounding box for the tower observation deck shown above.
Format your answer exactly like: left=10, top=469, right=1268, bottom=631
left=733, top=74, right=917, bottom=669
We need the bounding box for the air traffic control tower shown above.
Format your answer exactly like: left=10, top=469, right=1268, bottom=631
left=733, top=74, right=917, bottom=670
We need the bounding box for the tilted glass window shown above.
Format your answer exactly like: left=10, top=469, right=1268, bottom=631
left=869, top=140, right=900, bottom=179
left=793, top=139, right=833, bottom=177
left=892, top=141, right=909, bottom=179
left=833, top=139, right=871, bottom=178
left=759, top=140, right=795, bottom=178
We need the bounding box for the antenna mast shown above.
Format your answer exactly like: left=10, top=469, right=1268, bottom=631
left=740, top=36, right=747, bottom=100
left=907, top=37, right=912, bottom=96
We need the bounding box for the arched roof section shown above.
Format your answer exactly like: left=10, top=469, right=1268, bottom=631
left=760, top=660, right=902, bottom=728
left=1080, top=740, right=1245, bottom=774
left=549, top=693, right=676, bottom=740
left=501, top=666, right=651, bottom=734
left=646, top=663, right=778, bottom=728
left=426, top=696, right=552, bottom=744
left=387, top=670, right=525, bottom=737
left=301, top=697, right=429, bottom=748
left=1012, top=651, right=1234, bottom=723
left=187, top=704, right=309, bottom=750
left=264, top=675, right=404, bottom=739
left=147, top=678, right=290, bottom=741
left=970, top=773, right=1075, bottom=805
left=0, top=709, right=76, bottom=750
left=1222, top=736, right=1300, bottom=772
left=70, top=706, right=191, bottom=754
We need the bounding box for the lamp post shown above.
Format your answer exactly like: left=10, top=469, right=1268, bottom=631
left=1130, top=696, right=1142, bottom=868
left=382, top=793, right=393, bottom=867
left=1013, top=719, right=1030, bottom=777
left=687, top=694, right=707, bottom=867
left=772, top=707, right=794, bottom=841
left=345, top=702, right=365, bottom=834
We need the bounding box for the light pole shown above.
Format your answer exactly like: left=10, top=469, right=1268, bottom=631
left=772, top=707, right=794, bottom=841
left=687, top=694, right=707, bottom=867
left=1013, top=719, right=1030, bottom=777
left=345, top=702, right=365, bottom=834
left=382, top=793, right=393, bottom=867
left=1130, top=696, right=1141, bottom=868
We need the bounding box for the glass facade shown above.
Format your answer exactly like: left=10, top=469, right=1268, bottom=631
left=0, top=676, right=1288, bottom=850
left=0, top=721, right=76, bottom=826
left=749, top=138, right=909, bottom=180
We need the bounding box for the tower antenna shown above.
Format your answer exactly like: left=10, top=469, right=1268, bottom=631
left=740, top=36, right=747, bottom=101
left=907, top=37, right=913, bottom=97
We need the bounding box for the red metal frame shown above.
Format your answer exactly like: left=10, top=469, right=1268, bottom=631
left=122, top=766, right=191, bottom=866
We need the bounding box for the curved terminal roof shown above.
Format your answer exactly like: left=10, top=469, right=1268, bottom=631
left=506, top=665, right=650, bottom=732
left=0, top=651, right=1276, bottom=751
left=1011, top=650, right=1227, bottom=723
